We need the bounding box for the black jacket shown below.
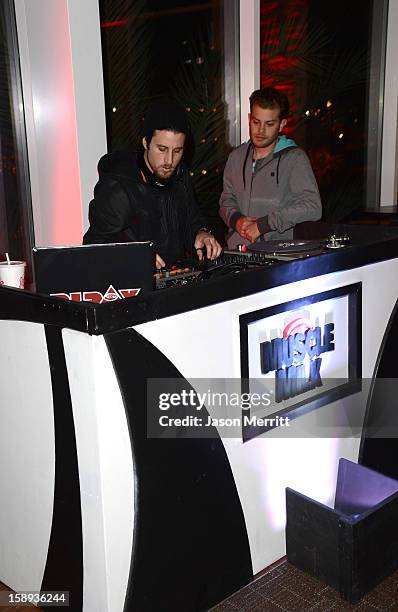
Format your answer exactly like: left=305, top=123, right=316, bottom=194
left=83, top=149, right=206, bottom=265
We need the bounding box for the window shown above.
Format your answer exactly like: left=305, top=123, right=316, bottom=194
left=0, top=0, right=34, bottom=280
left=260, top=0, right=387, bottom=220
left=99, top=0, right=239, bottom=241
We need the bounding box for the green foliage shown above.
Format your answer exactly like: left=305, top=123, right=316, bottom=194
left=100, top=0, right=153, bottom=148
left=168, top=30, right=229, bottom=235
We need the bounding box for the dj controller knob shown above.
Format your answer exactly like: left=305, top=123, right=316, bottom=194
left=326, top=234, right=350, bottom=249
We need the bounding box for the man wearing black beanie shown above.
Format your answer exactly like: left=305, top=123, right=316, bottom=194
left=83, top=102, right=221, bottom=268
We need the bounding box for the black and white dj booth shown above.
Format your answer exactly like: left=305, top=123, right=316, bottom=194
left=1, top=222, right=398, bottom=611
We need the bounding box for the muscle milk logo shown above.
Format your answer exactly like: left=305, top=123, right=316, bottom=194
left=260, top=315, right=335, bottom=403
left=51, top=284, right=141, bottom=303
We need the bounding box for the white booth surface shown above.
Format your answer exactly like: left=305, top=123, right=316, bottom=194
left=134, top=258, right=398, bottom=574
left=0, top=321, right=54, bottom=592
left=1, top=238, right=398, bottom=611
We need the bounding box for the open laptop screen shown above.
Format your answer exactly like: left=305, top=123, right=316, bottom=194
left=33, top=242, right=154, bottom=303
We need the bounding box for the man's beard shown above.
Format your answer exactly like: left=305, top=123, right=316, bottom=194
left=140, top=152, right=177, bottom=188
left=252, top=134, right=278, bottom=148
left=152, top=168, right=175, bottom=186
left=155, top=167, right=175, bottom=179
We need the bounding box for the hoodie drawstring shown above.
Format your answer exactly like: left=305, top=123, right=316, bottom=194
left=242, top=143, right=252, bottom=189
left=276, top=156, right=281, bottom=185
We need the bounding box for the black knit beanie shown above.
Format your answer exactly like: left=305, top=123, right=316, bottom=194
left=143, top=101, right=190, bottom=142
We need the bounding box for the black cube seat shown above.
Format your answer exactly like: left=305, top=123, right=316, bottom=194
left=286, top=458, right=398, bottom=603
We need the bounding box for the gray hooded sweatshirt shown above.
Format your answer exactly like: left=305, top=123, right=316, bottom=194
left=219, top=135, right=322, bottom=249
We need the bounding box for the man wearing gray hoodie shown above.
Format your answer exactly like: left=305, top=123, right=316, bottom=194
left=219, top=88, right=322, bottom=248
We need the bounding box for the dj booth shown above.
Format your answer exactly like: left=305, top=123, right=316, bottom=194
left=1, top=222, right=398, bottom=611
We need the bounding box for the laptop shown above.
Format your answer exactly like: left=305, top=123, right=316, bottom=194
left=33, top=242, right=154, bottom=303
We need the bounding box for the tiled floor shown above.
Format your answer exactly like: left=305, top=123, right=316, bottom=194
left=210, top=560, right=398, bottom=611
left=3, top=561, right=398, bottom=611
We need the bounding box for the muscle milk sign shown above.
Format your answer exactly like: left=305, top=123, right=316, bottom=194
left=260, top=317, right=335, bottom=403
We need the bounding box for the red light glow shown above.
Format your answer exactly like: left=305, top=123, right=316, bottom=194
left=260, top=0, right=309, bottom=130
left=101, top=20, right=128, bottom=29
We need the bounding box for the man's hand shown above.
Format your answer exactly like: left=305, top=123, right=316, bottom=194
left=155, top=254, right=166, bottom=270
left=242, top=220, right=260, bottom=243
left=235, top=215, right=257, bottom=238
left=194, top=231, right=222, bottom=260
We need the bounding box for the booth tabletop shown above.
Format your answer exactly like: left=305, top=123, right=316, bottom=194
left=1, top=223, right=398, bottom=335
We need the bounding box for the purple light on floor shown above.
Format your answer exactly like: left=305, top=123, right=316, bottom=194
left=335, top=458, right=398, bottom=516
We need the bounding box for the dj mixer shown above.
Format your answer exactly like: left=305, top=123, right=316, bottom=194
left=155, top=246, right=301, bottom=289
left=154, top=249, right=279, bottom=289
left=155, top=266, right=201, bottom=289
left=154, top=236, right=350, bottom=290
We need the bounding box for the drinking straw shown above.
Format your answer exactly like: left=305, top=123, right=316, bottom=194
left=5, top=253, right=10, bottom=265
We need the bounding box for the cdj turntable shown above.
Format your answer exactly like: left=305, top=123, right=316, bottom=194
left=154, top=237, right=347, bottom=290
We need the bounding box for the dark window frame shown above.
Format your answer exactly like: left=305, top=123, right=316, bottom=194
left=0, top=0, right=34, bottom=278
